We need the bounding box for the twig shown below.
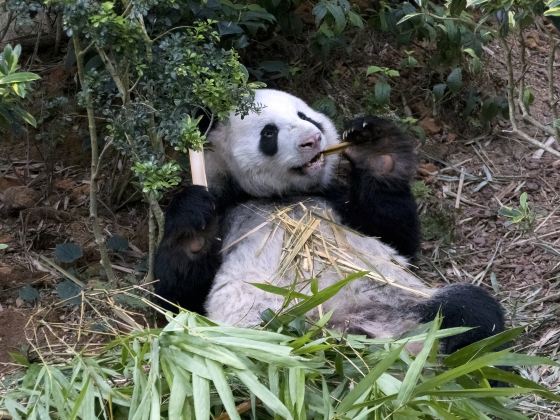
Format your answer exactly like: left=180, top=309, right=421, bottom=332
left=500, top=33, right=560, bottom=158
left=516, top=25, right=559, bottom=141
left=73, top=35, right=116, bottom=282
left=546, top=27, right=560, bottom=140
left=215, top=401, right=253, bottom=420
left=0, top=409, right=12, bottom=419
left=37, top=254, right=86, bottom=288
left=499, top=35, right=518, bottom=131
left=455, top=168, right=465, bottom=209
left=28, top=13, right=44, bottom=69
left=145, top=204, right=156, bottom=283
left=508, top=129, right=560, bottom=158
left=0, top=12, right=15, bottom=44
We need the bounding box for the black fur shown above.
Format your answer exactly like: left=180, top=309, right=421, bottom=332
left=326, top=116, right=420, bottom=258
left=154, top=180, right=247, bottom=313
left=259, top=124, right=279, bottom=156
left=418, top=283, right=505, bottom=354
left=154, top=186, right=221, bottom=313
left=297, top=112, right=324, bottom=132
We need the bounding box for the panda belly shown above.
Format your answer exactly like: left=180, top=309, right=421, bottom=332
left=204, top=197, right=434, bottom=338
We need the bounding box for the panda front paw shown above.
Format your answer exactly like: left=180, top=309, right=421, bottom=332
left=342, top=116, right=417, bottom=180
left=161, top=185, right=218, bottom=258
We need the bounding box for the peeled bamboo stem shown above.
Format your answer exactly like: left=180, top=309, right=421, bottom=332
left=321, top=141, right=352, bottom=156
left=189, top=148, right=208, bottom=187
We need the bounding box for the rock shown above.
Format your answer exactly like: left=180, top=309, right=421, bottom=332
left=419, top=117, right=443, bottom=135
left=1, top=186, right=40, bottom=211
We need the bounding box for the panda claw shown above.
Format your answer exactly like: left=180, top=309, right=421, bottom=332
left=362, top=121, right=367, bottom=128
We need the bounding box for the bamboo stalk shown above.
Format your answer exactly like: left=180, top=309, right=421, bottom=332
left=321, top=141, right=352, bottom=156
left=189, top=148, right=208, bottom=187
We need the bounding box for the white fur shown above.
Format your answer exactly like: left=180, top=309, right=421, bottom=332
left=206, top=89, right=339, bottom=197
left=203, top=89, right=430, bottom=337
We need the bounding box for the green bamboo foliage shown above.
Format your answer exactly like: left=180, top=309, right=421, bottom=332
left=1, top=276, right=559, bottom=419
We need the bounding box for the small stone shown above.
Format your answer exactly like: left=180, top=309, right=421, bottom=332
left=2, top=186, right=40, bottom=210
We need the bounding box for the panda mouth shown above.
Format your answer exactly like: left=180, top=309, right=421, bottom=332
left=291, top=152, right=325, bottom=174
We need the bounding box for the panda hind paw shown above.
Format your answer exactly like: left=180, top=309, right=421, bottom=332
left=419, top=283, right=505, bottom=354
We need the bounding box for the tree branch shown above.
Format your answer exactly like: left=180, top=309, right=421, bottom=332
left=73, top=35, right=116, bottom=282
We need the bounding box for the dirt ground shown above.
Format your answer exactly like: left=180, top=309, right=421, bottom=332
left=0, top=24, right=559, bottom=415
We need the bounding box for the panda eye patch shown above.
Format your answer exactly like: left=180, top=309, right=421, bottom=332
left=259, top=123, right=279, bottom=156
left=297, top=112, right=324, bottom=133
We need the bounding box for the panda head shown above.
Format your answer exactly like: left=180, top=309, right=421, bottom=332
left=207, top=89, right=340, bottom=197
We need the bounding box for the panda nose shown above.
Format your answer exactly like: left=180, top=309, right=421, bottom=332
left=299, top=133, right=321, bottom=149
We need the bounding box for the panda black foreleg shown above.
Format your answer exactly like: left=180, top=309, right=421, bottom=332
left=328, top=116, right=420, bottom=258
left=417, top=283, right=505, bottom=353
left=154, top=185, right=222, bottom=314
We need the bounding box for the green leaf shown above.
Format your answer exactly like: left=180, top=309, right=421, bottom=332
left=237, top=370, right=293, bottom=420
left=106, top=234, right=129, bottom=252
left=54, top=242, right=83, bottom=263
left=0, top=243, right=8, bottom=250
left=366, top=65, right=384, bottom=76
left=324, top=3, right=347, bottom=33
left=249, top=282, right=309, bottom=299
left=444, top=327, right=523, bottom=367
left=337, top=344, right=404, bottom=413
left=56, top=279, right=82, bottom=306
left=8, top=351, right=30, bottom=366
left=446, top=68, right=463, bottom=92
left=192, top=371, right=210, bottom=420
left=397, top=13, right=423, bottom=25
left=10, top=106, right=37, bottom=127
left=19, top=285, right=40, bottom=303
left=519, top=192, right=528, bottom=208
left=522, top=88, right=535, bottom=109
left=374, top=80, right=391, bottom=105
left=0, top=72, right=40, bottom=85
left=347, top=10, right=364, bottom=28
left=277, top=271, right=367, bottom=323
left=206, top=359, right=240, bottom=420
left=413, top=350, right=521, bottom=395
left=168, top=368, right=191, bottom=419
left=544, top=6, right=560, bottom=16
left=480, top=366, right=560, bottom=401
left=397, top=316, right=441, bottom=406
left=449, top=0, right=467, bottom=17
left=432, top=83, right=447, bottom=100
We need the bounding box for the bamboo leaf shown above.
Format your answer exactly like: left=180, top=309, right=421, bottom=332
left=337, top=344, right=404, bottom=413
left=444, top=327, right=523, bottom=367
left=249, top=282, right=310, bottom=299
left=168, top=368, right=191, bottom=420
left=413, top=350, right=514, bottom=395
left=236, top=370, right=293, bottom=420
left=278, top=271, right=367, bottom=322
left=206, top=359, right=241, bottom=420
left=69, top=376, right=91, bottom=420
left=397, top=315, right=442, bottom=406
left=192, top=371, right=211, bottom=420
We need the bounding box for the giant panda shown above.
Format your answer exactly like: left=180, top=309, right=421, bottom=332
left=154, top=88, right=504, bottom=353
